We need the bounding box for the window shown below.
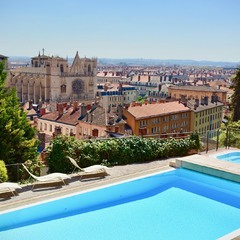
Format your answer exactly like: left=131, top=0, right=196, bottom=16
left=181, top=113, right=188, bottom=118
left=49, top=125, right=52, bottom=132
left=163, top=125, right=168, bottom=132
left=181, top=121, right=187, bottom=127
left=44, top=123, right=47, bottom=131
left=163, top=116, right=169, bottom=122
left=171, top=114, right=178, bottom=120
left=140, top=120, right=145, bottom=128
left=61, top=84, right=66, bottom=93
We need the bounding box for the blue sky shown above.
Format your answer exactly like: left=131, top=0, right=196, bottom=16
left=1, top=0, right=240, bottom=61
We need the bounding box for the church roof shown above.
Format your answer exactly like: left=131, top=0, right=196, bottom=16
left=70, top=51, right=83, bottom=73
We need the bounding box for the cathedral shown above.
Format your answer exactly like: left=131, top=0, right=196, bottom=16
left=7, top=51, right=97, bottom=104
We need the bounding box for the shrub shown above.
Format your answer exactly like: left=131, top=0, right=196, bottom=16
left=46, top=135, right=200, bottom=173
left=0, top=160, right=8, bottom=182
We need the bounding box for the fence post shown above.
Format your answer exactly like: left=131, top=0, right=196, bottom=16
left=206, top=131, right=209, bottom=154
left=17, top=163, right=19, bottom=182
left=226, top=127, right=229, bottom=149
left=216, top=129, right=219, bottom=151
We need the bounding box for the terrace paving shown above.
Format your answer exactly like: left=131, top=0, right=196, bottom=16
left=0, top=159, right=173, bottom=212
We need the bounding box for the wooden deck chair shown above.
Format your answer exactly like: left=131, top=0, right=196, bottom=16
left=22, top=164, right=70, bottom=190
left=0, top=182, right=22, bottom=197
left=68, top=157, right=109, bottom=180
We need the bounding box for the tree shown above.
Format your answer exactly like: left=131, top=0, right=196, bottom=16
left=230, top=68, right=240, bottom=121
left=0, top=62, right=38, bottom=167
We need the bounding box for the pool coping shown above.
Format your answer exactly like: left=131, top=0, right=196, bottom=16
left=173, top=153, right=240, bottom=183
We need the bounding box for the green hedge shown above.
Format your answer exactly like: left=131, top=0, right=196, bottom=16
left=46, top=133, right=200, bottom=174
left=0, top=160, right=8, bottom=182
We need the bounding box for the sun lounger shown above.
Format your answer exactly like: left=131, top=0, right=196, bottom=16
left=0, top=182, right=22, bottom=196
left=22, top=164, right=70, bottom=189
left=68, top=157, right=109, bottom=180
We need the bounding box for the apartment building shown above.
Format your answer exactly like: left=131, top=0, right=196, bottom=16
left=96, top=83, right=137, bottom=108
left=187, top=97, right=223, bottom=135
left=123, top=101, right=192, bottom=136
left=37, top=102, right=127, bottom=140
left=38, top=102, right=79, bottom=138
left=168, top=85, right=227, bottom=104
left=96, top=71, right=126, bottom=84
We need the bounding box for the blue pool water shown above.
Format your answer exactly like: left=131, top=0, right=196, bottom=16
left=0, top=169, right=240, bottom=240
left=216, top=151, right=240, bottom=164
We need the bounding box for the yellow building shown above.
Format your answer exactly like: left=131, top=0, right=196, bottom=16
left=187, top=98, right=223, bottom=135
left=123, top=101, right=192, bottom=136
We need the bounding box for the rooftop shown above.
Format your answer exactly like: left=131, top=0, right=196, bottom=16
left=126, top=101, right=190, bottom=119
left=168, top=85, right=228, bottom=93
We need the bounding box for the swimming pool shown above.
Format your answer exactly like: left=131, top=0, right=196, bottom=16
left=0, top=169, right=240, bottom=240
left=216, top=151, right=240, bottom=164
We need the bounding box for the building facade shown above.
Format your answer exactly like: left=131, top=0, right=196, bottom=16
left=7, top=51, right=97, bottom=104
left=96, top=83, right=137, bottom=108
left=187, top=98, right=223, bottom=136
left=123, top=101, right=192, bottom=136
left=168, top=85, right=227, bottom=105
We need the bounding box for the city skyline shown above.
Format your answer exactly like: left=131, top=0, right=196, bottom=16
left=1, top=0, right=240, bottom=62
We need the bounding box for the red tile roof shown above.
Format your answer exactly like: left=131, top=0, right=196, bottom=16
left=127, top=101, right=190, bottom=119
left=40, top=107, right=81, bottom=125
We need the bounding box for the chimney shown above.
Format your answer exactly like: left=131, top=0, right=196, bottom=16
left=118, top=83, right=123, bottom=91
left=211, top=95, right=215, bottom=103
left=80, top=104, right=87, bottom=117
left=117, top=104, right=123, bottom=119
left=180, top=95, right=187, bottom=106
left=108, top=116, right=115, bottom=125
left=58, top=104, right=64, bottom=116
left=86, top=104, right=92, bottom=111
left=28, top=100, right=33, bottom=110
left=195, top=98, right=199, bottom=107
left=204, top=96, right=208, bottom=105
left=104, top=84, right=108, bottom=91
left=73, top=101, right=78, bottom=111
left=40, top=108, right=46, bottom=116
left=131, top=101, right=136, bottom=107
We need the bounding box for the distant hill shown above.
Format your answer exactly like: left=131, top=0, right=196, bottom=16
left=98, top=58, right=240, bottom=68
left=8, top=56, right=240, bottom=68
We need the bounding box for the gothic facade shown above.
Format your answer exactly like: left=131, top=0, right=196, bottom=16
left=7, top=51, right=97, bottom=104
